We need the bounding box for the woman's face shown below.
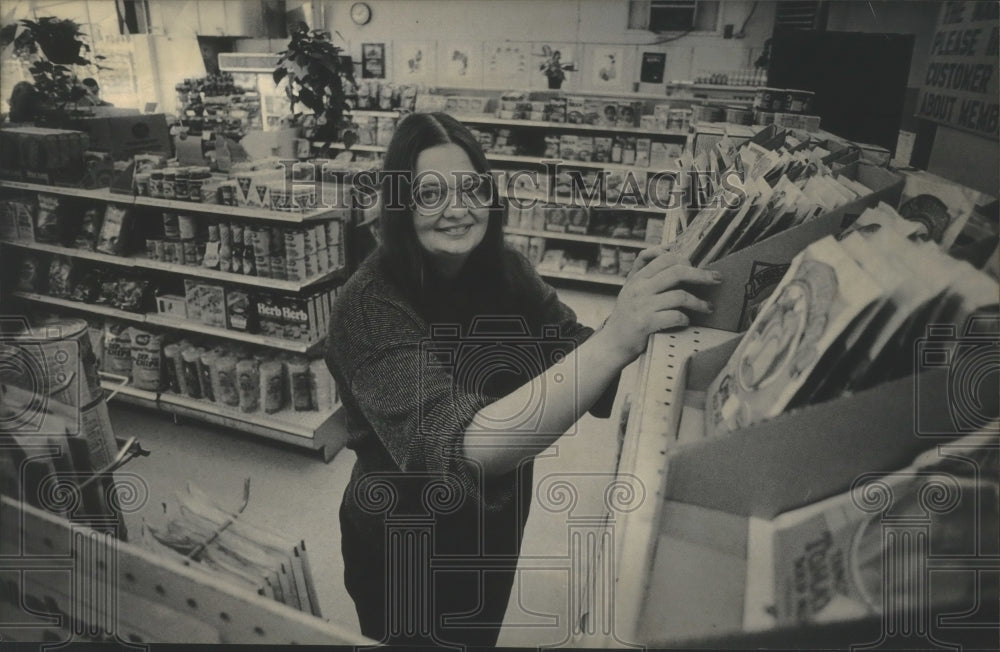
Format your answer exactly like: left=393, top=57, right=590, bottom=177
left=412, top=143, right=490, bottom=266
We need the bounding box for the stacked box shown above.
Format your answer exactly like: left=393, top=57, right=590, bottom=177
left=635, top=138, right=652, bottom=167
left=184, top=280, right=226, bottom=327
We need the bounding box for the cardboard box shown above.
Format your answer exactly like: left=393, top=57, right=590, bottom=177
left=661, top=334, right=976, bottom=519
left=71, top=114, right=170, bottom=160
left=155, top=293, right=187, bottom=319
left=627, top=330, right=994, bottom=644
left=691, top=164, right=905, bottom=331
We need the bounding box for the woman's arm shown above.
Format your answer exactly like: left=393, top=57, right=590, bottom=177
left=465, top=250, right=721, bottom=477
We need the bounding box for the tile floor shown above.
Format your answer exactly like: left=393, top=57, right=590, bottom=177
left=111, top=284, right=623, bottom=646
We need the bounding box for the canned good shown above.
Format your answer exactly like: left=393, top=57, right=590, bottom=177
left=725, top=106, right=752, bottom=125
left=163, top=212, right=180, bottom=239
left=162, top=170, right=177, bottom=199
left=753, top=87, right=784, bottom=112
left=162, top=240, right=180, bottom=264
left=784, top=89, right=815, bottom=114
left=182, top=239, right=199, bottom=265
left=149, top=171, right=164, bottom=198
left=134, top=172, right=150, bottom=196
left=146, top=238, right=160, bottom=260
left=174, top=167, right=190, bottom=201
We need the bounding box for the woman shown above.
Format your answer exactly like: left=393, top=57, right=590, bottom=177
left=325, top=112, right=720, bottom=646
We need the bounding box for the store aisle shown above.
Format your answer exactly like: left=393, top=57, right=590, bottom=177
left=110, top=284, right=619, bottom=642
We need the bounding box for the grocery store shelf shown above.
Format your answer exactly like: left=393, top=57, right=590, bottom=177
left=311, top=142, right=386, bottom=153
left=132, top=195, right=351, bottom=223
left=101, top=380, right=343, bottom=450
left=2, top=240, right=135, bottom=267
left=536, top=268, right=626, bottom=286
left=453, top=114, right=689, bottom=138
left=488, top=154, right=669, bottom=173
left=140, top=258, right=345, bottom=291
left=12, top=292, right=146, bottom=322
left=1, top=240, right=344, bottom=291
left=0, top=179, right=351, bottom=223
left=0, top=180, right=127, bottom=202
left=669, top=82, right=763, bottom=92
left=346, top=109, right=400, bottom=118
left=144, top=313, right=324, bottom=353
left=505, top=227, right=650, bottom=249
left=502, top=188, right=669, bottom=215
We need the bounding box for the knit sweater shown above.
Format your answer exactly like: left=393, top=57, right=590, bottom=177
left=326, top=247, right=618, bottom=537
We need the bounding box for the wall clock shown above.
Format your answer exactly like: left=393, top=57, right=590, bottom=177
left=351, top=3, right=372, bottom=26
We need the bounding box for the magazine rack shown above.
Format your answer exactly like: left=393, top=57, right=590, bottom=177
left=583, top=324, right=998, bottom=648
left=0, top=495, right=371, bottom=645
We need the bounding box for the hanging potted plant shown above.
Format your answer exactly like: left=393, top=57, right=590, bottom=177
left=0, top=16, right=107, bottom=125
left=273, top=22, right=357, bottom=147
left=537, top=45, right=577, bottom=90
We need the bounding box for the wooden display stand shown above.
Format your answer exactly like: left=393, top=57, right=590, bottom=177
left=0, top=495, right=371, bottom=645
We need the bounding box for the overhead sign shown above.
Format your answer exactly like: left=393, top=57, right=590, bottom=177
left=916, top=1, right=999, bottom=139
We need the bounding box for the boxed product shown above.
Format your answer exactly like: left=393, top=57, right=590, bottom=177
left=635, top=138, right=651, bottom=167
left=544, top=135, right=561, bottom=159
left=156, top=293, right=187, bottom=319
left=650, top=141, right=684, bottom=168
left=566, top=207, right=589, bottom=235
left=639, top=115, right=658, bottom=131
left=566, top=96, right=587, bottom=124
left=616, top=101, right=641, bottom=127
left=575, top=136, right=594, bottom=162
left=598, top=101, right=619, bottom=126
left=593, top=137, right=612, bottom=163
left=559, top=134, right=578, bottom=161
left=547, top=97, right=567, bottom=123
left=563, top=258, right=588, bottom=275
left=225, top=288, right=253, bottom=332
left=543, top=205, right=569, bottom=232
left=183, top=279, right=226, bottom=327
left=537, top=249, right=566, bottom=272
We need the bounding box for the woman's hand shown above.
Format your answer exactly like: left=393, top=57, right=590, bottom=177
left=599, top=247, right=722, bottom=363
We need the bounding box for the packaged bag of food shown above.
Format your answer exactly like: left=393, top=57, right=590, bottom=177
left=74, top=206, right=103, bottom=251
left=130, top=329, right=164, bottom=391
left=96, top=204, right=131, bottom=255
left=34, top=193, right=62, bottom=244
left=237, top=358, right=261, bottom=413
left=47, top=256, right=75, bottom=298
left=103, top=322, right=134, bottom=378
left=17, top=255, right=43, bottom=292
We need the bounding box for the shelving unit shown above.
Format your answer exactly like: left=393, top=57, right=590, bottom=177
left=502, top=188, right=669, bottom=215
left=13, top=291, right=148, bottom=323
left=1, top=177, right=350, bottom=460
left=144, top=314, right=323, bottom=353
left=504, top=227, right=648, bottom=249
left=535, top=268, right=625, bottom=286
left=101, top=381, right=344, bottom=455
left=2, top=240, right=343, bottom=291
left=451, top=113, right=690, bottom=138
left=0, top=180, right=351, bottom=223
left=452, top=107, right=683, bottom=286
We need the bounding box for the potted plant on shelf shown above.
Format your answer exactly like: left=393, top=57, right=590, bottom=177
left=537, top=45, right=577, bottom=90
left=0, top=16, right=107, bottom=125
left=273, top=22, right=357, bottom=149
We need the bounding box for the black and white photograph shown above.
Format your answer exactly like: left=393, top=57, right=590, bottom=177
left=0, top=1, right=997, bottom=650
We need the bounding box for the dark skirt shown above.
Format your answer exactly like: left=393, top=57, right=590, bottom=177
left=339, top=461, right=533, bottom=648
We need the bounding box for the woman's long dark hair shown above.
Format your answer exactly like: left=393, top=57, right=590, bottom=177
left=376, top=112, right=512, bottom=314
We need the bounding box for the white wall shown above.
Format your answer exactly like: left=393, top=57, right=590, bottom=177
left=322, top=0, right=776, bottom=91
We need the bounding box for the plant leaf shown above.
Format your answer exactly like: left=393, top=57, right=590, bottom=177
left=273, top=66, right=286, bottom=85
